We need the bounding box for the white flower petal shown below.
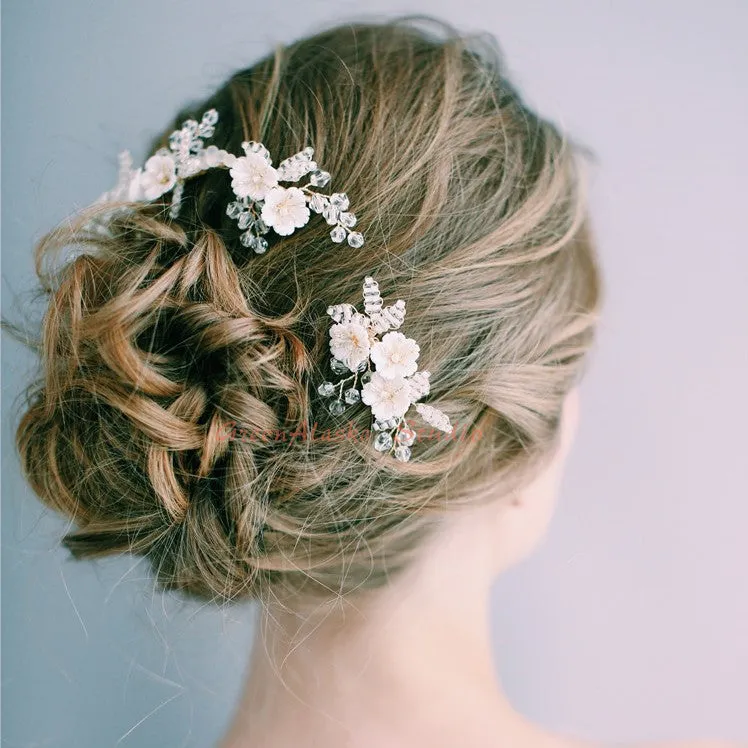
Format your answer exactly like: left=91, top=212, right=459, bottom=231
left=370, top=331, right=420, bottom=379
left=329, top=321, right=370, bottom=371
left=261, top=186, right=310, bottom=236
left=125, top=167, right=145, bottom=201
left=140, top=154, right=176, bottom=200
left=361, top=372, right=412, bottom=421
left=230, top=152, right=279, bottom=201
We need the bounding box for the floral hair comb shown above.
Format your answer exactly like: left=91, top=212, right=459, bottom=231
left=318, top=277, right=452, bottom=462
left=87, top=108, right=364, bottom=253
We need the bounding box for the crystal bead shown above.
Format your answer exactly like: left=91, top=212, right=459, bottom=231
left=226, top=202, right=243, bottom=219
left=396, top=427, right=417, bottom=446
left=374, top=432, right=393, bottom=452
left=303, top=146, right=315, bottom=158
left=169, top=184, right=184, bottom=219
left=255, top=218, right=269, bottom=235
left=339, top=211, right=357, bottom=228
left=330, top=193, right=350, bottom=211
left=330, top=226, right=346, bottom=243
left=347, top=231, right=364, bottom=248
left=322, top=205, right=339, bottom=225
left=328, top=399, right=346, bottom=416
left=327, top=303, right=355, bottom=323
left=381, top=299, right=406, bottom=330
left=277, top=164, right=303, bottom=181
left=203, top=109, right=219, bottom=126
left=310, top=169, right=331, bottom=187
left=356, top=359, right=368, bottom=372
left=180, top=158, right=201, bottom=177
left=407, top=371, right=430, bottom=401
left=317, top=381, right=335, bottom=397
left=309, top=193, right=327, bottom=213
left=239, top=231, right=254, bottom=247
left=343, top=388, right=361, bottom=404
left=199, top=125, right=215, bottom=139
left=244, top=141, right=270, bottom=161
left=204, top=145, right=221, bottom=166
left=253, top=236, right=268, bottom=254
left=360, top=371, right=372, bottom=384
left=394, top=445, right=412, bottom=462
left=330, top=358, right=348, bottom=375
left=237, top=212, right=252, bottom=229
left=373, top=416, right=398, bottom=431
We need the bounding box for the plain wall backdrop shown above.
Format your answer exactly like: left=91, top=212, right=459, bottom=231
left=2, top=1, right=747, bottom=746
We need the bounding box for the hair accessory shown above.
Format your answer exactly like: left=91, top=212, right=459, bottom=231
left=318, top=276, right=452, bottom=462
left=87, top=108, right=364, bottom=253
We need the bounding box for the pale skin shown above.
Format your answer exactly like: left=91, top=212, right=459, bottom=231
left=218, top=389, right=744, bottom=748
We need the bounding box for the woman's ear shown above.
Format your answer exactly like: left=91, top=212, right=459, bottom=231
left=490, top=388, right=582, bottom=569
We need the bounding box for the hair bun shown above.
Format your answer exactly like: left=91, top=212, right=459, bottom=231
left=15, top=20, right=600, bottom=604
left=18, top=210, right=313, bottom=597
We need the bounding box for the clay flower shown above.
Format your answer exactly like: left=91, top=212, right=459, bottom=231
left=370, top=331, right=420, bottom=379
left=329, top=320, right=371, bottom=371
left=139, top=154, right=177, bottom=200
left=260, top=186, right=310, bottom=236
left=318, top=277, right=452, bottom=460
left=85, top=109, right=364, bottom=251
left=230, top=152, right=279, bottom=201
left=361, top=372, right=412, bottom=420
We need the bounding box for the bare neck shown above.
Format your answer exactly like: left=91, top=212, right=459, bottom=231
left=218, top=554, right=585, bottom=748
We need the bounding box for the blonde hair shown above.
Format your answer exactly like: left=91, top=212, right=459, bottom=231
left=15, top=17, right=601, bottom=604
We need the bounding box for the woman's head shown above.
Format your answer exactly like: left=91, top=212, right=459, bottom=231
left=15, top=18, right=600, bottom=605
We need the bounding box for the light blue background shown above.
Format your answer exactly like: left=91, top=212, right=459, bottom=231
left=3, top=1, right=747, bottom=746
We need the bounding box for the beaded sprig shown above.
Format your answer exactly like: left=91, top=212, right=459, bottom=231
left=318, top=277, right=452, bottom=462
left=86, top=108, right=364, bottom=253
